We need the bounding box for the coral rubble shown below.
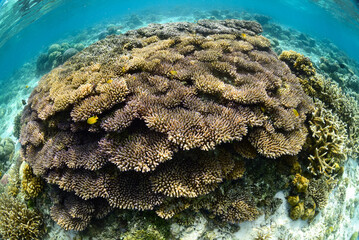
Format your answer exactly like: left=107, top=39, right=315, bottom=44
left=20, top=19, right=313, bottom=230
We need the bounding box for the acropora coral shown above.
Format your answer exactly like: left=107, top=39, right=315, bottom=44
left=308, top=100, right=348, bottom=179
left=297, top=73, right=359, bottom=158
left=0, top=193, right=43, bottom=240
left=19, top=19, right=313, bottom=230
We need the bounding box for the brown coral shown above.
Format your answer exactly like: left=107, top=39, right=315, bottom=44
left=0, top=193, right=43, bottom=239
left=50, top=194, right=111, bottom=231
left=20, top=20, right=313, bottom=230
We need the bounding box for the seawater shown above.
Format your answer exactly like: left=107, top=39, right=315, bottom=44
left=0, top=0, right=359, bottom=239
left=1, top=0, right=359, bottom=80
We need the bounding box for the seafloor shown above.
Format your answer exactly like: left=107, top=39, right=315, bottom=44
left=0, top=9, right=359, bottom=240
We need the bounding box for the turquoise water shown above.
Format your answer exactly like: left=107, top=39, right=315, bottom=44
left=0, top=1, right=359, bottom=239
left=1, top=0, right=359, bottom=80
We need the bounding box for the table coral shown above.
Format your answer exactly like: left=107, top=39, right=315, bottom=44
left=20, top=19, right=313, bottom=230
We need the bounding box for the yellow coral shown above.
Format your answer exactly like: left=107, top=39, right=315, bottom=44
left=292, top=174, right=309, bottom=193
left=290, top=201, right=304, bottom=220
left=20, top=161, right=43, bottom=199
left=287, top=195, right=300, bottom=206
left=279, top=50, right=315, bottom=77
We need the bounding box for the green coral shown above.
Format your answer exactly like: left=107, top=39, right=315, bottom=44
left=13, top=112, right=22, bottom=139
left=292, top=173, right=309, bottom=192
left=122, top=225, right=166, bottom=240
left=279, top=50, right=316, bottom=77
left=0, top=137, right=15, bottom=173
left=350, top=232, right=359, bottom=240
left=0, top=193, right=43, bottom=240
left=289, top=201, right=304, bottom=220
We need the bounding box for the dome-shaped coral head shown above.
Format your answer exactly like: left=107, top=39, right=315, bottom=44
left=19, top=19, right=313, bottom=231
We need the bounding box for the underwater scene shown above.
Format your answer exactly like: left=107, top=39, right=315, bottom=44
left=1, top=0, right=359, bottom=239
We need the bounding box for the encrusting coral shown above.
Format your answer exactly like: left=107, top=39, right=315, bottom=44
left=19, top=19, right=313, bottom=230
left=0, top=193, right=43, bottom=240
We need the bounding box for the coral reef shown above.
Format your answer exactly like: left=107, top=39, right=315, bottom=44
left=0, top=137, right=15, bottom=173
left=197, top=186, right=260, bottom=223
left=20, top=19, right=313, bottom=230
left=36, top=42, right=84, bottom=74
left=288, top=176, right=330, bottom=221
left=319, top=57, right=359, bottom=92
left=13, top=112, right=22, bottom=139
left=20, top=161, right=44, bottom=199
left=310, top=76, right=359, bottom=157
left=0, top=193, right=43, bottom=239
left=283, top=57, right=359, bottom=158
left=122, top=225, right=166, bottom=240
left=279, top=50, right=353, bottom=221
left=279, top=50, right=316, bottom=77
left=50, top=193, right=112, bottom=231
left=307, top=100, right=347, bottom=179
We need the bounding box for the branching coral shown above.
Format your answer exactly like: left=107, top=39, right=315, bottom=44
left=0, top=193, right=43, bottom=239
left=293, top=72, right=359, bottom=157
left=307, top=100, right=348, bottom=178
left=122, top=225, right=166, bottom=240
left=279, top=50, right=357, bottom=222
left=50, top=193, right=111, bottom=231
left=20, top=20, right=313, bottom=230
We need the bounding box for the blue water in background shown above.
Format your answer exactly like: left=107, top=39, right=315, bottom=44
left=0, top=0, right=359, bottom=82
left=0, top=1, right=358, bottom=239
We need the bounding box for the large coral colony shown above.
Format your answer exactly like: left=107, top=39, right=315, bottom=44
left=14, top=19, right=358, bottom=234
